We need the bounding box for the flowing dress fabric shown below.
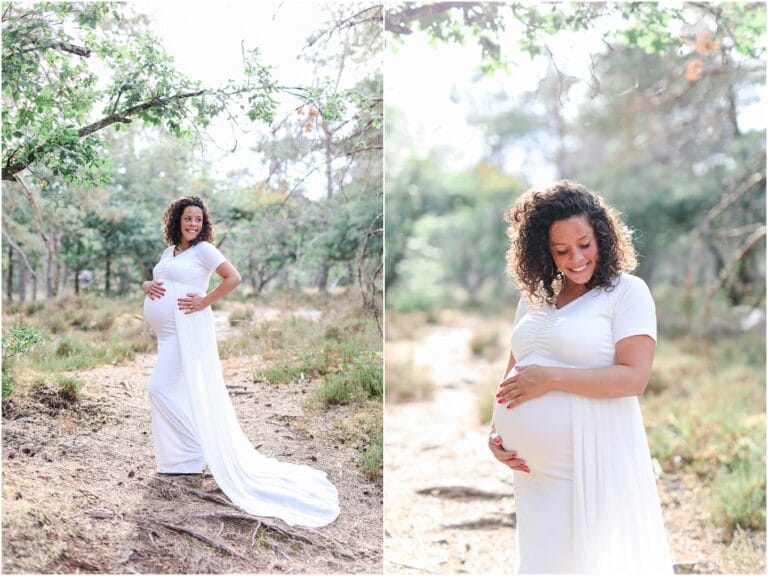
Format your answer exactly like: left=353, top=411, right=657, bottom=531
left=143, top=243, right=340, bottom=528
left=491, top=273, right=672, bottom=574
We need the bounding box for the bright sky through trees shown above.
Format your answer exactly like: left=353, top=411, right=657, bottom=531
left=136, top=1, right=366, bottom=197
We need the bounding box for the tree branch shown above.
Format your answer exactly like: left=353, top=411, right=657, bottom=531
left=706, top=225, right=766, bottom=299
left=14, top=175, right=49, bottom=246
left=53, top=41, right=91, bottom=57
left=700, top=169, right=766, bottom=232
left=306, top=5, right=382, bottom=47
left=1, top=228, right=39, bottom=280
left=2, top=89, right=206, bottom=180
left=77, top=89, right=206, bottom=137
left=385, top=2, right=478, bottom=34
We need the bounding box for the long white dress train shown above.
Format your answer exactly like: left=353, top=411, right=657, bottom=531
left=144, top=243, right=340, bottom=528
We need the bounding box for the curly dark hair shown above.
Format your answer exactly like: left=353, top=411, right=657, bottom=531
left=162, top=195, right=215, bottom=248
left=505, top=180, right=637, bottom=305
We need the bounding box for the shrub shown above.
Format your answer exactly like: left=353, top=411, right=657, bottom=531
left=2, top=325, right=43, bottom=399
left=709, top=459, right=766, bottom=541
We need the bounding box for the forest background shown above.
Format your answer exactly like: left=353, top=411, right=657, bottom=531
left=384, top=2, right=766, bottom=573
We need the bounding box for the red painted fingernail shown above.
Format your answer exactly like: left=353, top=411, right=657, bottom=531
left=497, top=399, right=503, bottom=404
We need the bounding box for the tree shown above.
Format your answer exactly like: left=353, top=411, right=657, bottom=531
left=1, top=2, right=304, bottom=187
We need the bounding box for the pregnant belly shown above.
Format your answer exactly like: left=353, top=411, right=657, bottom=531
left=492, top=375, right=573, bottom=474
left=143, top=294, right=175, bottom=336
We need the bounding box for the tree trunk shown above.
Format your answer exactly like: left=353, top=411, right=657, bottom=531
left=316, top=264, right=330, bottom=292
left=74, top=241, right=81, bottom=295
left=45, top=239, right=53, bottom=298
left=316, top=120, right=335, bottom=293
left=105, top=251, right=112, bottom=295
left=63, top=260, right=70, bottom=292
left=6, top=243, right=13, bottom=303
left=50, top=232, right=61, bottom=297
left=277, top=267, right=289, bottom=290
left=118, top=264, right=131, bottom=294
left=18, top=262, right=27, bottom=303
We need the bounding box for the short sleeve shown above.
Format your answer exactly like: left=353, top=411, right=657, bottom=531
left=196, top=241, right=228, bottom=272
left=610, top=274, right=657, bottom=343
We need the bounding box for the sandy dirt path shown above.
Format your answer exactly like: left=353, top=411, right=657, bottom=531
left=3, top=311, right=382, bottom=574
left=384, top=322, right=732, bottom=574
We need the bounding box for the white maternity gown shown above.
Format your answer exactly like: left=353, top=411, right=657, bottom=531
left=143, top=242, right=340, bottom=528
left=492, top=273, right=672, bottom=574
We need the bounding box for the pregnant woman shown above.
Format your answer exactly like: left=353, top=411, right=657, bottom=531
left=141, top=195, right=339, bottom=528
left=489, top=181, right=672, bottom=573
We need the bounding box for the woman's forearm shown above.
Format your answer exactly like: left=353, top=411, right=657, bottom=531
left=532, top=335, right=655, bottom=399
left=202, top=273, right=242, bottom=307
left=547, top=365, right=649, bottom=398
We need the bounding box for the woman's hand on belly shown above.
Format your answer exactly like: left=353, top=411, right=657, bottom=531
left=497, top=364, right=553, bottom=409
left=488, top=432, right=530, bottom=473
left=142, top=280, right=166, bottom=300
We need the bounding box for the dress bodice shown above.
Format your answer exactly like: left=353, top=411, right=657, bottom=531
left=511, top=273, right=657, bottom=370
left=152, top=242, right=227, bottom=292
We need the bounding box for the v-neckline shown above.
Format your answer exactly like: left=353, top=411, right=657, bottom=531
left=552, top=287, right=594, bottom=312
left=173, top=244, right=194, bottom=258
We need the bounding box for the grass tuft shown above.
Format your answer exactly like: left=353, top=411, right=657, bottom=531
left=721, top=527, right=766, bottom=573
left=316, top=354, right=382, bottom=406
left=361, top=423, right=383, bottom=481
left=56, top=376, right=83, bottom=402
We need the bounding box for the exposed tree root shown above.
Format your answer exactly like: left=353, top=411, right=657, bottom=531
left=156, top=521, right=246, bottom=559
left=416, top=485, right=512, bottom=500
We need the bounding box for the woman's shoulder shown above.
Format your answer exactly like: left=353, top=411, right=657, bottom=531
left=605, top=272, right=655, bottom=309
left=193, top=241, right=222, bottom=254
left=194, top=241, right=228, bottom=267
left=608, top=272, right=651, bottom=293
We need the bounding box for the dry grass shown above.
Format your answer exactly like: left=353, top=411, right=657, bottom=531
left=642, top=331, right=765, bottom=546
left=2, top=295, right=155, bottom=391
left=219, top=293, right=383, bottom=482
left=384, top=350, right=435, bottom=403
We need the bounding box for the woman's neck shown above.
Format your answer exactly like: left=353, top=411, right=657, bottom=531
left=560, top=279, right=588, bottom=298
